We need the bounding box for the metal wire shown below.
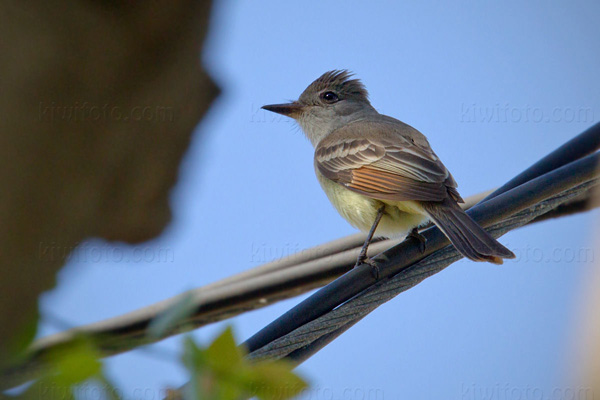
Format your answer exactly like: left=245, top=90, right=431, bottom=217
left=483, top=123, right=600, bottom=201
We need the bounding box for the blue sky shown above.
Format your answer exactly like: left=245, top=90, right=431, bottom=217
left=39, top=1, right=600, bottom=398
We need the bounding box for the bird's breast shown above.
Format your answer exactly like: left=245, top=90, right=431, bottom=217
left=315, top=169, right=429, bottom=238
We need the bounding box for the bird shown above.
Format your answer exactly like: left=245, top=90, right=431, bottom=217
left=262, top=70, right=515, bottom=272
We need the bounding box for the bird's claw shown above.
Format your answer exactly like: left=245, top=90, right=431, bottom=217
left=354, top=256, right=380, bottom=280
left=408, top=228, right=427, bottom=253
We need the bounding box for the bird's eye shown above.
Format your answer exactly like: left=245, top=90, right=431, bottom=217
left=320, top=91, right=339, bottom=103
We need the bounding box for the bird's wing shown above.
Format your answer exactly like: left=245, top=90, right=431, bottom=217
left=315, top=121, right=463, bottom=202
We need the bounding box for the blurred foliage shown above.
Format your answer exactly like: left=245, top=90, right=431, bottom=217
left=10, top=327, right=307, bottom=400
left=147, top=292, right=196, bottom=340
left=3, top=312, right=39, bottom=368
left=6, top=283, right=307, bottom=399
left=150, top=289, right=308, bottom=399
left=180, top=327, right=307, bottom=400
left=22, top=337, right=120, bottom=399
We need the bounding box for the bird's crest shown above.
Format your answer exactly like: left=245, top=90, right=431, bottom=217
left=301, top=70, right=369, bottom=101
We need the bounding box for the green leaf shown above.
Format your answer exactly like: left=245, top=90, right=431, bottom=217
left=244, top=360, right=308, bottom=400
left=49, top=338, right=102, bottom=386
left=181, top=327, right=308, bottom=400
left=22, top=337, right=122, bottom=400
left=3, top=309, right=39, bottom=366
left=181, top=336, right=206, bottom=400
left=147, top=292, right=196, bottom=339
left=205, top=327, right=244, bottom=372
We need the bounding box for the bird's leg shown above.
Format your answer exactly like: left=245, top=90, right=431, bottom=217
left=355, top=205, right=385, bottom=279
left=407, top=226, right=427, bottom=253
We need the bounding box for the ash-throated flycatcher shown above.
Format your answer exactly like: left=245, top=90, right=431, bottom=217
left=262, top=70, right=514, bottom=269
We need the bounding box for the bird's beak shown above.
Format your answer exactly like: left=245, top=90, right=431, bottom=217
left=261, top=102, right=304, bottom=118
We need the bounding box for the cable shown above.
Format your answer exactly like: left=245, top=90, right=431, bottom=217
left=483, top=122, right=600, bottom=202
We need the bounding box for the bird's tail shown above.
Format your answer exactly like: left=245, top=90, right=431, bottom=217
left=422, top=198, right=515, bottom=264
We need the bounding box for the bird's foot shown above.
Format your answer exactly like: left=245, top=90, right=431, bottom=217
left=408, top=227, right=427, bottom=253
left=354, top=255, right=380, bottom=280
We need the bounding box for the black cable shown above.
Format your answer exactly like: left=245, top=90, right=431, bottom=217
left=482, top=122, right=600, bottom=202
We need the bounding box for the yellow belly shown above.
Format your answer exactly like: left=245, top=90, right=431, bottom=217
left=316, top=170, right=429, bottom=239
